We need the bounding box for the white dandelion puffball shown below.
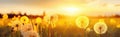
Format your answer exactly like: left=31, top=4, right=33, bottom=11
left=50, top=15, right=58, bottom=23
left=43, top=15, right=51, bottom=23
left=11, top=20, right=22, bottom=27
left=9, top=20, right=22, bottom=31
left=21, top=30, right=39, bottom=37
left=75, top=16, right=89, bottom=29
left=43, top=14, right=58, bottom=24
left=21, top=23, right=33, bottom=32
left=94, top=22, right=108, bottom=34
left=20, top=23, right=39, bottom=37
left=50, top=15, right=58, bottom=28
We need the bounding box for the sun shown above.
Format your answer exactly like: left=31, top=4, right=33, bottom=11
left=64, top=7, right=78, bottom=13
left=62, top=6, right=81, bottom=16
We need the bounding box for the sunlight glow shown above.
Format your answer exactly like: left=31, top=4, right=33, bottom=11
left=62, top=6, right=82, bottom=16
left=64, top=7, right=78, bottom=13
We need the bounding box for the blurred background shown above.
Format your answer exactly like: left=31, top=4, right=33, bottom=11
left=0, top=0, right=120, bottom=37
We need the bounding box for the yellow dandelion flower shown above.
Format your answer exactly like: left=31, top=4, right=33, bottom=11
left=20, top=16, right=29, bottom=24
left=110, top=19, right=116, bottom=24
left=116, top=24, right=120, bottom=28
left=2, top=14, right=8, bottom=20
left=36, top=17, right=42, bottom=24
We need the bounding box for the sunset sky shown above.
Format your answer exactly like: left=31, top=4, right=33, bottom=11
left=0, top=0, right=120, bottom=16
